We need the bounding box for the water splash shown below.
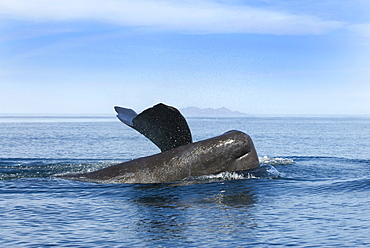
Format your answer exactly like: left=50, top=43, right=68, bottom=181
left=259, top=156, right=294, bottom=165
left=182, top=164, right=280, bottom=184
left=239, top=164, right=280, bottom=179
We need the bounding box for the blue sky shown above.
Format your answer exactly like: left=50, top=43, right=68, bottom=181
left=1, top=0, right=369, bottom=115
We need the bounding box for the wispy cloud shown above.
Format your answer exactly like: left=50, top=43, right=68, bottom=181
left=0, top=0, right=344, bottom=35
left=350, top=23, right=370, bottom=39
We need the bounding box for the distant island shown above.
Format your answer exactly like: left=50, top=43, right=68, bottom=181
left=180, top=106, right=248, bottom=117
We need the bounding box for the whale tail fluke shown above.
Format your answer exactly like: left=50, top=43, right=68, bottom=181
left=114, top=106, right=137, bottom=127
left=115, top=103, right=192, bottom=152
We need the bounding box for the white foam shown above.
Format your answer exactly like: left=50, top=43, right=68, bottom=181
left=259, top=156, right=294, bottom=165
left=197, top=171, right=255, bottom=181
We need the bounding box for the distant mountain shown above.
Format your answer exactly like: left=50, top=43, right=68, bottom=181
left=180, top=106, right=248, bottom=117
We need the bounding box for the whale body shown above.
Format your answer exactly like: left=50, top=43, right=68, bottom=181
left=60, top=103, right=260, bottom=183
left=63, top=130, right=259, bottom=183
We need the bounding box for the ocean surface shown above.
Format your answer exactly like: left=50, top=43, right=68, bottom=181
left=1, top=116, right=369, bottom=247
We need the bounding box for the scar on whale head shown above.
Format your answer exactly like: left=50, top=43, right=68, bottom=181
left=59, top=103, right=260, bottom=183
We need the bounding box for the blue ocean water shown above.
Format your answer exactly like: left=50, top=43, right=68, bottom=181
left=1, top=116, right=369, bottom=247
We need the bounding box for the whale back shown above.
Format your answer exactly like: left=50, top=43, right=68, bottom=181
left=115, top=103, right=192, bottom=152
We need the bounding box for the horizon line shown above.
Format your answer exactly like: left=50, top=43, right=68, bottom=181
left=1, top=113, right=369, bottom=118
